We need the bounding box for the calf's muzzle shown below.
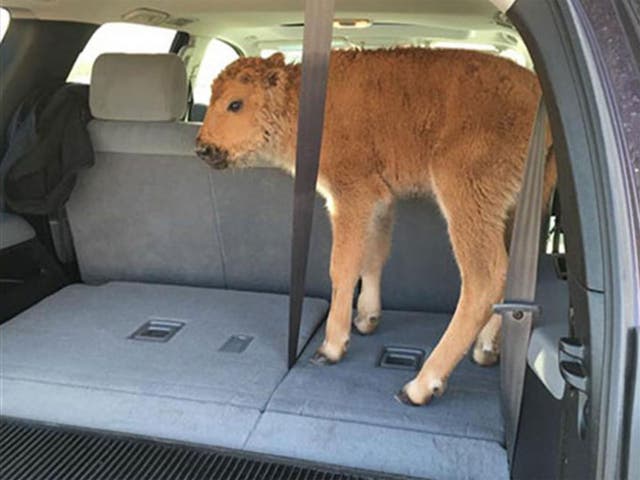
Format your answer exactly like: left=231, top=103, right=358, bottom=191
left=195, top=142, right=230, bottom=170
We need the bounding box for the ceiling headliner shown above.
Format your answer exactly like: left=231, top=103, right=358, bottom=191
left=4, top=1, right=528, bottom=63
left=4, top=1, right=503, bottom=35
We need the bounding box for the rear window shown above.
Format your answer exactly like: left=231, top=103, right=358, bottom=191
left=193, top=39, right=240, bottom=105
left=0, top=8, right=10, bottom=43
left=67, top=22, right=176, bottom=84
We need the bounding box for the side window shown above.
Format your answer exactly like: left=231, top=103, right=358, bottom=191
left=193, top=39, right=240, bottom=105
left=67, top=22, right=176, bottom=84
left=0, top=8, right=10, bottom=43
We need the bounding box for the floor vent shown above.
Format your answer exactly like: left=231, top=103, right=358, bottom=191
left=0, top=418, right=409, bottom=480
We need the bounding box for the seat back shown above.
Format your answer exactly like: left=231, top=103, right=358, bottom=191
left=67, top=53, right=461, bottom=312
left=67, top=54, right=222, bottom=287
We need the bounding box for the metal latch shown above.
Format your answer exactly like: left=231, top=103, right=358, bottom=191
left=494, top=302, right=540, bottom=320
left=545, top=195, right=567, bottom=280
left=219, top=335, right=254, bottom=353
left=129, top=319, right=184, bottom=342
left=559, top=337, right=589, bottom=438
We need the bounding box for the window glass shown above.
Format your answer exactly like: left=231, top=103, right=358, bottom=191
left=193, top=39, right=240, bottom=105
left=260, top=47, right=302, bottom=64
left=67, top=22, right=176, bottom=84
left=0, top=8, right=10, bottom=43
left=259, top=39, right=353, bottom=64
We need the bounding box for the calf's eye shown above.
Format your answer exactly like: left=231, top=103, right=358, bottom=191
left=227, top=100, right=243, bottom=112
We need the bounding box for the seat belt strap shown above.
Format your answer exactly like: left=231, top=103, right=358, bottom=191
left=496, top=99, right=549, bottom=464
left=288, top=0, right=335, bottom=368
left=49, top=206, right=76, bottom=264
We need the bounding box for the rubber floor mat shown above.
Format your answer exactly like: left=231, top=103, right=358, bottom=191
left=0, top=418, right=415, bottom=480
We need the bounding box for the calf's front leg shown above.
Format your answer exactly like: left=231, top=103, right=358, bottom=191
left=311, top=197, right=377, bottom=365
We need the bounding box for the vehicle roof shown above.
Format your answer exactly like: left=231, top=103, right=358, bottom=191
left=3, top=0, right=530, bottom=64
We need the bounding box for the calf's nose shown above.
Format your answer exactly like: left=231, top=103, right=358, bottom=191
left=195, top=143, right=212, bottom=161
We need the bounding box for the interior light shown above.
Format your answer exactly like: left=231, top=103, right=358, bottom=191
left=499, top=49, right=527, bottom=67
left=333, top=18, right=372, bottom=29
left=430, top=41, right=499, bottom=53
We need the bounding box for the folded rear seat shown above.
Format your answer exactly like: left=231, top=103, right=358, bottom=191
left=0, top=53, right=328, bottom=447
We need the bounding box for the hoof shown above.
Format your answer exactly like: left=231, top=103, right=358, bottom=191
left=397, top=377, right=447, bottom=406
left=472, top=346, right=500, bottom=366
left=311, top=339, right=348, bottom=365
left=309, top=351, right=336, bottom=366
left=394, top=388, right=421, bottom=407
left=353, top=314, right=380, bottom=336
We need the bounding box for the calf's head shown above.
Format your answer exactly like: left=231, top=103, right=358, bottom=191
left=196, top=53, right=289, bottom=169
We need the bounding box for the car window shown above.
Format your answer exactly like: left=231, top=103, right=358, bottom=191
left=259, top=39, right=353, bottom=64
left=193, top=39, right=240, bottom=105
left=260, top=47, right=303, bottom=64
left=67, top=22, right=176, bottom=84
left=0, top=8, right=10, bottom=43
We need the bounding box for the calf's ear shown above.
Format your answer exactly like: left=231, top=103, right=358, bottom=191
left=266, top=52, right=285, bottom=67
left=264, top=68, right=285, bottom=87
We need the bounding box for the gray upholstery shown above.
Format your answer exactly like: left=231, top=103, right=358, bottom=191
left=1, top=282, right=509, bottom=478
left=69, top=128, right=461, bottom=311
left=88, top=120, right=201, bottom=156
left=68, top=123, right=227, bottom=287
left=527, top=253, right=571, bottom=399
left=69, top=137, right=464, bottom=311
left=0, top=282, right=328, bottom=443
left=267, top=310, right=503, bottom=442
left=90, top=54, right=188, bottom=122
left=68, top=122, right=333, bottom=294
left=210, top=168, right=332, bottom=298
left=383, top=199, right=460, bottom=312
left=247, top=413, right=509, bottom=480
left=209, top=170, right=461, bottom=310
left=528, top=322, right=567, bottom=399
left=70, top=53, right=463, bottom=310
left=3, top=378, right=260, bottom=449
left=0, top=212, right=35, bottom=249
left=71, top=50, right=463, bottom=310
left=248, top=309, right=507, bottom=479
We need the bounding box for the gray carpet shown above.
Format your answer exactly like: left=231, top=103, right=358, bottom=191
left=247, top=412, right=508, bottom=480
left=249, top=310, right=508, bottom=479
left=0, top=282, right=328, bottom=446
left=0, top=283, right=508, bottom=478
left=267, top=310, right=503, bottom=442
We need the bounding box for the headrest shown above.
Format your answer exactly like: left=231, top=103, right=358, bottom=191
left=90, top=53, right=188, bottom=122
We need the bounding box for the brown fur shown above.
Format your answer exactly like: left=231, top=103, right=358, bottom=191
left=197, top=48, right=556, bottom=405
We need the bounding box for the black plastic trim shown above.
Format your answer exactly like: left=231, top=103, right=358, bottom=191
left=170, top=30, right=190, bottom=53
left=0, top=418, right=413, bottom=480
left=626, top=328, right=639, bottom=480
left=507, top=1, right=640, bottom=478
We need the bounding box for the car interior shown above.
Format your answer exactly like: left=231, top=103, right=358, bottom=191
left=1, top=1, right=634, bottom=479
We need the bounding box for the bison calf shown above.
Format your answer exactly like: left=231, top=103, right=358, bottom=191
left=196, top=48, right=555, bottom=405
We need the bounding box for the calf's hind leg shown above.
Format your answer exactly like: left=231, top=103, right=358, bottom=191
left=472, top=151, right=557, bottom=367
left=473, top=312, right=502, bottom=366
left=354, top=203, right=394, bottom=335
left=397, top=178, right=508, bottom=405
